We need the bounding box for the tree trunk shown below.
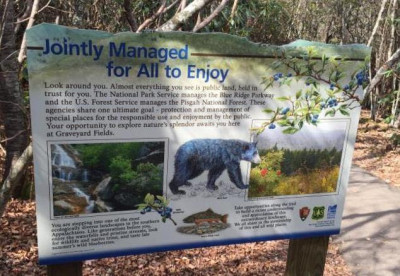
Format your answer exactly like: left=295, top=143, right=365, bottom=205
left=0, top=0, right=29, bottom=196
left=367, top=0, right=388, bottom=47
left=0, top=143, right=32, bottom=216
left=17, top=0, right=40, bottom=63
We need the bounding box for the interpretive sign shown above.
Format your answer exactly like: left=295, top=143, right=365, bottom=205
left=27, top=24, right=370, bottom=264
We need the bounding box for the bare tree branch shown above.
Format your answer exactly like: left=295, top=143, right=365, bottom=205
left=181, top=0, right=187, bottom=11
left=193, top=0, right=229, bottom=32
left=364, top=47, right=400, bottom=100
left=15, top=0, right=51, bottom=25
left=17, top=0, right=39, bottom=63
left=14, top=0, right=33, bottom=33
left=123, top=0, right=138, bottom=32
left=157, top=0, right=214, bottom=32
left=137, top=0, right=180, bottom=32
left=0, top=130, right=27, bottom=144
left=387, top=0, right=397, bottom=59
left=0, top=143, right=32, bottom=216
left=367, top=0, right=388, bottom=47
left=230, top=0, right=238, bottom=20
left=137, top=0, right=167, bottom=32
left=193, top=10, right=202, bottom=30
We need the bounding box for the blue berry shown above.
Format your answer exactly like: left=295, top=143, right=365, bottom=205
left=145, top=206, right=152, bottom=212
left=320, top=103, right=326, bottom=109
left=287, top=73, right=293, bottom=77
left=140, top=210, right=146, bottom=215
left=281, top=107, right=290, bottom=115
left=356, top=71, right=367, bottom=85
left=313, top=114, right=319, bottom=120
left=344, top=84, right=350, bottom=91
left=330, top=83, right=335, bottom=90
left=268, top=123, right=276, bottom=129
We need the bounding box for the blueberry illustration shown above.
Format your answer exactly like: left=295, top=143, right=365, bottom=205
left=268, top=123, right=276, bottom=129
left=287, top=73, right=293, bottom=77
left=281, top=107, right=290, bottom=115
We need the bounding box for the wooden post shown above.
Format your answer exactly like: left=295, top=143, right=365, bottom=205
left=47, top=261, right=83, bottom=276
left=285, top=236, right=330, bottom=276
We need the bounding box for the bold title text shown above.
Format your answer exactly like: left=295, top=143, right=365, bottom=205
left=42, top=38, right=229, bottom=83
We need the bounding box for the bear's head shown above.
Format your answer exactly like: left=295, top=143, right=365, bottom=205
left=241, top=142, right=261, bottom=164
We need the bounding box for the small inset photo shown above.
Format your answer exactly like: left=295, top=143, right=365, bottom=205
left=50, top=140, right=166, bottom=217
left=249, top=120, right=349, bottom=198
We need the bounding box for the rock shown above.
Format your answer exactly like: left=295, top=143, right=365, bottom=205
left=113, top=190, right=142, bottom=210
left=93, top=177, right=113, bottom=200
left=132, top=142, right=165, bottom=168
left=52, top=180, right=74, bottom=195
left=94, top=198, right=114, bottom=213
left=54, top=200, right=74, bottom=211
left=53, top=197, right=87, bottom=216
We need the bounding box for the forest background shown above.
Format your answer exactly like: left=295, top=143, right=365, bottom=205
left=1, top=0, right=399, bottom=275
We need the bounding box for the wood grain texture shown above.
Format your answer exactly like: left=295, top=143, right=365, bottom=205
left=47, top=262, right=83, bottom=276
left=285, top=236, right=330, bottom=276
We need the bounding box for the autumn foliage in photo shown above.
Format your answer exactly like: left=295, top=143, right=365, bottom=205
left=249, top=147, right=342, bottom=197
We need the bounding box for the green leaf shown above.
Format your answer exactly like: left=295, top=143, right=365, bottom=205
left=339, top=109, right=350, bottom=116
left=283, top=127, right=299, bottom=134
left=325, top=109, right=336, bottom=117
left=144, top=193, right=155, bottom=204
left=263, top=108, right=275, bottom=114
left=298, top=120, right=304, bottom=129
left=156, top=195, right=165, bottom=203
left=136, top=203, right=148, bottom=210
left=276, top=96, right=291, bottom=101
left=277, top=119, right=290, bottom=126
left=296, top=90, right=302, bottom=99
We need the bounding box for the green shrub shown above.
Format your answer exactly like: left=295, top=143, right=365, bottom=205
left=109, top=156, right=136, bottom=185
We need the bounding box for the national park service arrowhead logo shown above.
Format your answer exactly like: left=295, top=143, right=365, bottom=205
left=311, top=206, right=325, bottom=220
left=299, top=207, right=310, bottom=221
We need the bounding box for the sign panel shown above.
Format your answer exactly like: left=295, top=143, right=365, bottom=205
left=27, top=24, right=370, bottom=264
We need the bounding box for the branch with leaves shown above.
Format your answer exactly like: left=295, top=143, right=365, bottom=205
left=137, top=194, right=177, bottom=225
left=254, top=47, right=369, bottom=135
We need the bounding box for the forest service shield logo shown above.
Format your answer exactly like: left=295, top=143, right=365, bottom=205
left=311, top=206, right=325, bottom=220
left=299, top=207, right=310, bottom=221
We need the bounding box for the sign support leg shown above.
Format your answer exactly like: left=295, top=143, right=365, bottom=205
left=284, top=236, right=330, bottom=276
left=47, top=261, right=83, bottom=276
